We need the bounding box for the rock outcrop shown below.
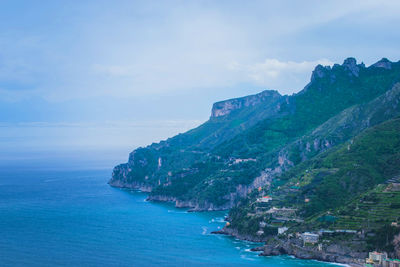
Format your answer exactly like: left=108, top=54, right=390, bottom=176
left=342, top=57, right=362, bottom=76
left=210, top=90, right=281, bottom=118
left=372, top=58, right=393, bottom=70
left=256, top=238, right=366, bottom=267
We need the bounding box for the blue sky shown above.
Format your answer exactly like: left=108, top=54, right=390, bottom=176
left=1, top=0, right=399, bottom=165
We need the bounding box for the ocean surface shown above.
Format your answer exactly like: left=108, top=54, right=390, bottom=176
left=0, top=166, right=337, bottom=266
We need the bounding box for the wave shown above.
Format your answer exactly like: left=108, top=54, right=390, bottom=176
left=202, top=226, right=208, bottom=235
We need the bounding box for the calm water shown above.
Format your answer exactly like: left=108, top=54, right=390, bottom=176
left=0, top=166, right=336, bottom=266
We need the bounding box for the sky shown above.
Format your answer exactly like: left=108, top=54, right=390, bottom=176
left=0, top=0, right=399, bottom=167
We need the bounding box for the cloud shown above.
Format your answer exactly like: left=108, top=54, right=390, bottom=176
left=228, top=58, right=334, bottom=91
left=0, top=0, right=399, bottom=113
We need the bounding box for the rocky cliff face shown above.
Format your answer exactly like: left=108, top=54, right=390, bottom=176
left=214, top=228, right=366, bottom=267
left=108, top=163, right=153, bottom=192
left=393, top=232, right=400, bottom=258
left=210, top=90, right=281, bottom=118
left=254, top=237, right=366, bottom=267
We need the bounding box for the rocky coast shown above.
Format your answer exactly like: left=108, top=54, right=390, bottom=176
left=212, top=227, right=367, bottom=267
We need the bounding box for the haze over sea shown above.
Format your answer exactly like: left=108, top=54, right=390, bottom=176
left=0, top=158, right=336, bottom=267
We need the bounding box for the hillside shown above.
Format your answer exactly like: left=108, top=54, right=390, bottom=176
left=110, top=58, right=400, bottom=212
left=228, top=116, right=400, bottom=232
left=224, top=117, right=400, bottom=263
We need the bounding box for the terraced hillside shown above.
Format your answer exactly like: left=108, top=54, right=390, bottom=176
left=331, top=183, right=400, bottom=230
left=227, top=116, right=400, bottom=247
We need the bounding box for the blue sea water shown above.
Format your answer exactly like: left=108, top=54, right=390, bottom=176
left=0, top=166, right=337, bottom=266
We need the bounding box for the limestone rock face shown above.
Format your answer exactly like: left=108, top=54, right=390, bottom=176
left=310, top=64, right=330, bottom=82
left=210, top=90, right=282, bottom=118
left=343, top=57, right=363, bottom=77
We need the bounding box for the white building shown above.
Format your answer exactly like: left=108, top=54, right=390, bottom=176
left=301, top=232, right=319, bottom=244
left=256, top=230, right=264, bottom=236
left=257, top=196, right=272, bottom=203
left=278, top=227, right=288, bottom=234
left=367, top=251, right=387, bottom=264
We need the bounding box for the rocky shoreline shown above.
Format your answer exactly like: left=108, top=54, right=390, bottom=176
left=109, top=177, right=238, bottom=211
left=108, top=184, right=368, bottom=266
left=211, top=228, right=268, bottom=243
left=110, top=185, right=370, bottom=266
left=212, top=227, right=366, bottom=267
left=108, top=182, right=378, bottom=266
left=108, top=179, right=153, bottom=192
left=109, top=181, right=233, bottom=211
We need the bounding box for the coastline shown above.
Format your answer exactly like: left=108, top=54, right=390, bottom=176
left=111, top=185, right=365, bottom=267
left=120, top=188, right=363, bottom=267
left=212, top=227, right=365, bottom=267
left=109, top=180, right=236, bottom=211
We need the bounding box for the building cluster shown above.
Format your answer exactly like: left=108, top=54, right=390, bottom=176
left=365, top=251, right=400, bottom=267
left=299, top=229, right=359, bottom=245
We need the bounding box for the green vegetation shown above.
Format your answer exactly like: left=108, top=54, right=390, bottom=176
left=276, top=117, right=400, bottom=217
left=227, top=116, right=400, bottom=255
left=111, top=58, right=400, bottom=232
left=368, top=225, right=400, bottom=252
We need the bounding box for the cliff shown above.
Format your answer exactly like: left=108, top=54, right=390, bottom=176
left=110, top=58, right=400, bottom=213
left=210, top=90, right=282, bottom=118
left=255, top=237, right=366, bottom=267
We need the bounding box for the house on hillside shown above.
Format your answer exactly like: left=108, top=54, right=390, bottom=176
left=266, top=207, right=297, bottom=218
left=278, top=227, right=288, bottom=234
left=301, top=232, right=319, bottom=245
left=366, top=251, right=388, bottom=265
left=257, top=196, right=272, bottom=203
left=382, top=258, right=400, bottom=267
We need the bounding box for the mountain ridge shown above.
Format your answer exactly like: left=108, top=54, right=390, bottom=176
left=109, top=57, right=400, bottom=213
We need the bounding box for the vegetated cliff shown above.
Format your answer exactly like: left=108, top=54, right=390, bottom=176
left=223, top=117, right=400, bottom=264
left=110, top=58, right=400, bottom=212
left=109, top=89, right=287, bottom=200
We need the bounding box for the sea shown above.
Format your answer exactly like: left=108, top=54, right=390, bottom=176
left=0, top=164, right=338, bottom=266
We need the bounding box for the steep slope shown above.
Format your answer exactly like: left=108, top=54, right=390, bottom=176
left=110, top=58, right=400, bottom=211
left=224, top=117, right=400, bottom=262
left=215, top=58, right=400, bottom=158
left=286, top=116, right=400, bottom=217
left=109, top=89, right=286, bottom=190
left=224, top=81, right=400, bottom=228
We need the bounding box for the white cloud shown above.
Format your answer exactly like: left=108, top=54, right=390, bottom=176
left=226, top=58, right=334, bottom=94
left=1, top=1, right=400, bottom=103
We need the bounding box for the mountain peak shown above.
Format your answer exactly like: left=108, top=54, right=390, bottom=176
left=343, top=57, right=357, bottom=66
left=342, top=57, right=363, bottom=76
left=371, top=58, right=392, bottom=70
left=310, top=64, right=331, bottom=82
